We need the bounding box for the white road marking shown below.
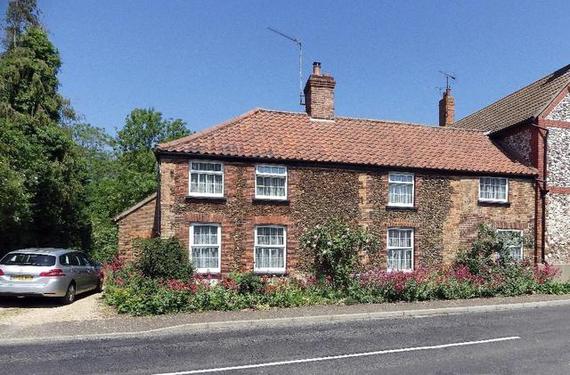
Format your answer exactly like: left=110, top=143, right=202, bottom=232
left=154, top=336, right=521, bottom=374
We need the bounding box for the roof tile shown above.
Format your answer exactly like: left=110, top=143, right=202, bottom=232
left=158, top=109, right=535, bottom=176
left=453, top=64, right=570, bottom=133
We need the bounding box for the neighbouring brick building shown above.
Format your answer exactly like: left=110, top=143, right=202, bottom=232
left=114, top=62, right=570, bottom=277
left=452, top=64, right=570, bottom=277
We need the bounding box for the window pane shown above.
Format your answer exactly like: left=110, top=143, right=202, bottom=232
left=193, top=225, right=218, bottom=245
left=389, top=173, right=413, bottom=183
left=190, top=162, right=223, bottom=195
left=387, top=248, right=412, bottom=271
left=257, top=165, right=286, bottom=175
left=255, top=247, right=284, bottom=269
left=192, top=247, right=219, bottom=269
left=192, top=162, right=222, bottom=172
left=256, top=166, right=286, bottom=198
left=480, top=178, right=507, bottom=201
left=388, top=173, right=413, bottom=206
left=387, top=229, right=413, bottom=271
left=257, top=227, right=284, bottom=245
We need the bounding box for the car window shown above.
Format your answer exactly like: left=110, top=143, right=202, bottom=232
left=77, top=254, right=92, bottom=266
left=59, top=254, right=72, bottom=266
left=69, top=254, right=81, bottom=266
left=75, top=253, right=89, bottom=266
left=0, top=253, right=56, bottom=266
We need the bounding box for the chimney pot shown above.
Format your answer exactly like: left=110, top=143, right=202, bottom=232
left=312, top=61, right=322, bottom=75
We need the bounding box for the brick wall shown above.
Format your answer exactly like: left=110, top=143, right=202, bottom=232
left=158, top=156, right=535, bottom=275
left=116, top=196, right=158, bottom=262
left=496, top=125, right=534, bottom=166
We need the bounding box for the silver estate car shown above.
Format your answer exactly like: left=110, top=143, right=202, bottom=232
left=0, top=248, right=103, bottom=304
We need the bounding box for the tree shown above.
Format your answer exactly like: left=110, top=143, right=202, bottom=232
left=116, top=108, right=189, bottom=153
left=3, top=0, right=41, bottom=49
left=0, top=4, right=88, bottom=254
left=73, top=110, right=191, bottom=262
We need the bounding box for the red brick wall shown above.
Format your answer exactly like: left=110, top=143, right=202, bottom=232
left=157, top=156, right=536, bottom=276
left=116, top=197, right=158, bottom=262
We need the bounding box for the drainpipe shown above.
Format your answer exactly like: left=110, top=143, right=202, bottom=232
left=530, top=119, right=549, bottom=264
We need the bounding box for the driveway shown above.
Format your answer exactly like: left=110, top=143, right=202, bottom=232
left=0, top=292, right=114, bottom=327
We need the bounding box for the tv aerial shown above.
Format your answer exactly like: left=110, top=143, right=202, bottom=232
left=267, top=26, right=304, bottom=105
left=439, top=71, right=457, bottom=90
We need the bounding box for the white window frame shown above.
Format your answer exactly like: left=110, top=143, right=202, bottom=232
left=253, top=225, right=287, bottom=274
left=254, top=164, right=288, bottom=200
left=478, top=177, right=509, bottom=203
left=189, top=223, right=221, bottom=274
left=387, top=172, right=415, bottom=207
left=386, top=228, right=414, bottom=272
left=188, top=160, right=224, bottom=198
left=496, top=229, right=524, bottom=261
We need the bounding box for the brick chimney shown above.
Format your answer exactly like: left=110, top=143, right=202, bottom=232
left=304, top=62, right=336, bottom=120
left=438, top=88, right=455, bottom=127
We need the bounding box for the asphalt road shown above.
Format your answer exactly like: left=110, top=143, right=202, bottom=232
left=1, top=305, right=569, bottom=374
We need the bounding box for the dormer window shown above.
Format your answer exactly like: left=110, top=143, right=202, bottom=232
left=255, top=165, right=287, bottom=200
left=189, top=161, right=224, bottom=197
left=479, top=177, right=508, bottom=203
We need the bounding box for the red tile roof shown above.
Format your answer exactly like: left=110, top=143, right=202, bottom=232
left=453, top=64, right=570, bottom=133
left=157, top=108, right=535, bottom=176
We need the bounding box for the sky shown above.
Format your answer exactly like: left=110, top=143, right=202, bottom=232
left=2, top=0, right=569, bottom=133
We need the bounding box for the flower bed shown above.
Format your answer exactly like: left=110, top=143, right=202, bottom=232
left=103, top=258, right=570, bottom=316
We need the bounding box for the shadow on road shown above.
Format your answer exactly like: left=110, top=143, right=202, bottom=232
left=0, top=290, right=101, bottom=308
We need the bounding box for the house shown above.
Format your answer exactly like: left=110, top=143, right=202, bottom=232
left=115, top=61, right=563, bottom=277
left=451, top=63, right=570, bottom=277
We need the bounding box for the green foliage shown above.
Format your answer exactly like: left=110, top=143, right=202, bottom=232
left=3, top=0, right=41, bottom=50
left=455, top=224, right=513, bottom=274
left=103, top=260, right=570, bottom=316
left=116, top=108, right=189, bottom=153
left=300, top=218, right=378, bottom=288
left=229, top=272, right=264, bottom=294
left=0, top=17, right=89, bottom=254
left=134, top=237, right=194, bottom=280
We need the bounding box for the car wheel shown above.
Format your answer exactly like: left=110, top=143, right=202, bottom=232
left=61, top=282, right=76, bottom=305
left=94, top=279, right=103, bottom=293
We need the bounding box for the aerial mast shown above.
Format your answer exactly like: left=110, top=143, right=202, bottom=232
left=267, top=27, right=304, bottom=106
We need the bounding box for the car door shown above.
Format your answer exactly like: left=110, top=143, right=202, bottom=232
left=77, top=253, right=98, bottom=291
left=69, top=253, right=87, bottom=292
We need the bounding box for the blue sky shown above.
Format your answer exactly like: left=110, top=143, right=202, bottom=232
left=3, top=1, right=569, bottom=133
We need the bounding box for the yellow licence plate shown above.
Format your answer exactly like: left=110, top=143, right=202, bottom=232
left=12, top=275, right=33, bottom=281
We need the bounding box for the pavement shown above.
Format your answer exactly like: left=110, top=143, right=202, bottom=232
left=1, top=293, right=570, bottom=342
left=1, top=300, right=570, bottom=374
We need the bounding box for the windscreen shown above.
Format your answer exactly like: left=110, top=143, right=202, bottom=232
left=0, top=253, right=56, bottom=266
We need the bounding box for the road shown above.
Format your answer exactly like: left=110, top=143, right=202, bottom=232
left=1, top=304, right=569, bottom=374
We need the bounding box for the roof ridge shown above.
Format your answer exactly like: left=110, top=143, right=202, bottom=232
left=157, top=108, right=264, bottom=149
left=455, top=64, right=570, bottom=127
left=535, top=82, right=570, bottom=119
left=337, top=115, right=487, bottom=133
left=258, top=109, right=485, bottom=133
left=113, top=192, right=157, bottom=222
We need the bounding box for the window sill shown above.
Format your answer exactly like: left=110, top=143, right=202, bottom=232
left=478, top=200, right=510, bottom=207
left=386, top=205, right=417, bottom=212
left=386, top=268, right=413, bottom=273
left=253, top=198, right=289, bottom=205
left=185, top=195, right=227, bottom=203
left=195, top=271, right=221, bottom=276
left=254, top=270, right=287, bottom=276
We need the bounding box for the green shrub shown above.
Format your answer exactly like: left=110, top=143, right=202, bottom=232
left=230, top=272, right=263, bottom=294
left=300, top=218, right=378, bottom=288
left=455, top=224, right=513, bottom=275
left=134, top=237, right=194, bottom=280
